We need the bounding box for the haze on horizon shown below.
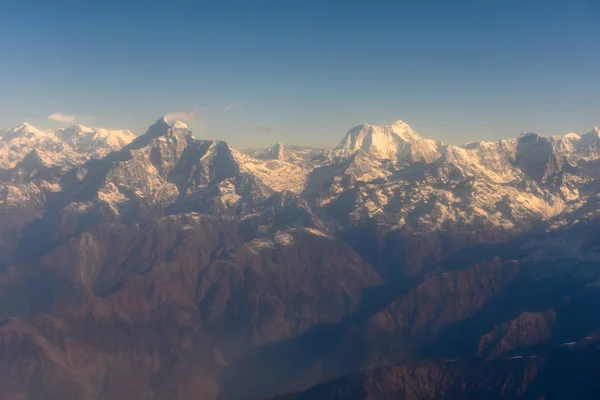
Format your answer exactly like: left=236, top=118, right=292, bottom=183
left=1, top=0, right=599, bottom=148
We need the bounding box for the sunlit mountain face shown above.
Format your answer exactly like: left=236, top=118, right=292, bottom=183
left=2, top=117, right=600, bottom=399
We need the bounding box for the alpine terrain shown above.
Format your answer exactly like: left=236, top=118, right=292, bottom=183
left=2, top=117, right=600, bottom=399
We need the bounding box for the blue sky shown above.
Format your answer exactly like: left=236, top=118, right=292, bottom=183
left=0, top=0, right=599, bottom=148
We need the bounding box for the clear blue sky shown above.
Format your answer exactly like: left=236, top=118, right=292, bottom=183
left=1, top=0, right=599, bottom=148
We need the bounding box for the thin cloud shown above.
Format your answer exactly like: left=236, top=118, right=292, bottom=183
left=164, top=111, right=196, bottom=121
left=244, top=125, right=272, bottom=134
left=48, top=113, right=76, bottom=123
left=223, top=101, right=244, bottom=112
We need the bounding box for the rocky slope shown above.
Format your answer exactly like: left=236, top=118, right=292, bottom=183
left=277, top=339, right=600, bottom=400
left=1, top=117, right=600, bottom=399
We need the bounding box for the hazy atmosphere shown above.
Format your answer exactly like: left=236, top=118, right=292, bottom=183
left=2, top=1, right=600, bottom=399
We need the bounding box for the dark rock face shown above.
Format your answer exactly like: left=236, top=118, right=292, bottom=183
left=277, top=341, right=600, bottom=400
left=276, top=358, right=542, bottom=400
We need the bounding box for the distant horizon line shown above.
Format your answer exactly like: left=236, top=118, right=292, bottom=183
left=2, top=116, right=600, bottom=150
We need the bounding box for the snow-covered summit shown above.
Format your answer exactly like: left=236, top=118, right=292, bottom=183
left=0, top=123, right=69, bottom=169
left=153, top=116, right=189, bottom=130
left=171, top=120, right=188, bottom=129
left=127, top=116, right=192, bottom=151
left=57, top=125, right=135, bottom=157
left=331, top=120, right=442, bottom=164
left=3, top=122, right=54, bottom=140
left=563, top=132, right=582, bottom=141
left=0, top=121, right=135, bottom=170
left=74, top=124, right=94, bottom=133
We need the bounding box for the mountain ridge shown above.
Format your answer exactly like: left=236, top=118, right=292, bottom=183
left=2, top=116, right=600, bottom=399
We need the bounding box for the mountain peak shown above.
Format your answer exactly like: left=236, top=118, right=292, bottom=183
left=159, top=116, right=190, bottom=130
left=563, top=132, right=581, bottom=141
left=5, top=122, right=53, bottom=139
left=332, top=120, right=441, bottom=163
left=74, top=124, right=94, bottom=132
left=127, top=117, right=189, bottom=150
left=13, top=122, right=36, bottom=131
left=147, top=116, right=172, bottom=136
left=519, top=132, right=541, bottom=140
left=170, top=120, right=188, bottom=129
left=270, top=142, right=285, bottom=153
left=256, top=141, right=300, bottom=163
left=588, top=127, right=600, bottom=137
left=268, top=141, right=285, bottom=155
left=390, top=119, right=417, bottom=136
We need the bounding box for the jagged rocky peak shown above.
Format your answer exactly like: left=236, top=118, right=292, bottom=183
left=580, top=129, right=598, bottom=142
left=515, top=132, right=575, bottom=182
left=459, top=128, right=600, bottom=166
left=571, top=127, right=600, bottom=152
left=147, top=116, right=172, bottom=137
left=128, top=116, right=191, bottom=149
left=257, top=141, right=299, bottom=163
left=264, top=142, right=286, bottom=158
left=517, top=130, right=596, bottom=155
left=562, top=127, right=600, bottom=143
left=56, top=124, right=92, bottom=143
left=331, top=119, right=442, bottom=164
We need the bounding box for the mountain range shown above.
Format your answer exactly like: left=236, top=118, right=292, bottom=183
left=1, top=117, right=600, bottom=399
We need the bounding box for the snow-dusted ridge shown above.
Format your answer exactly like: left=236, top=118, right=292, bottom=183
left=57, top=124, right=136, bottom=158
left=0, top=121, right=137, bottom=169
left=3, top=117, right=600, bottom=236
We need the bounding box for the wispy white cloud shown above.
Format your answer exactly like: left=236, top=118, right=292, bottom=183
left=164, top=105, right=201, bottom=122
left=164, top=111, right=196, bottom=121
left=223, top=101, right=244, bottom=112
left=47, top=113, right=77, bottom=123
left=244, top=125, right=272, bottom=134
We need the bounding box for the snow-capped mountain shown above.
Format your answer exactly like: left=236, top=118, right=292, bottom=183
left=7, top=116, right=313, bottom=239
left=4, top=117, right=600, bottom=235
left=243, top=143, right=325, bottom=166
left=0, top=122, right=135, bottom=170
left=56, top=124, right=135, bottom=158
left=1, top=122, right=54, bottom=141
left=0, top=123, right=77, bottom=169
left=330, top=120, right=443, bottom=164
left=3, top=115, right=600, bottom=275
